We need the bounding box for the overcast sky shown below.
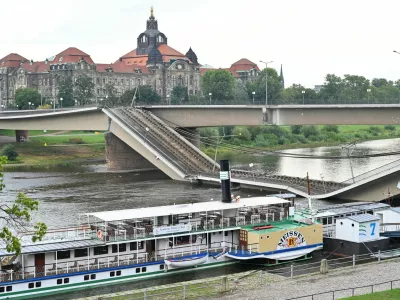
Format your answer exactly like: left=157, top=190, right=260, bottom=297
left=2, top=0, right=400, bottom=87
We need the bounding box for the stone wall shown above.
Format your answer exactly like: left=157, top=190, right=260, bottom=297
left=105, top=132, right=155, bottom=171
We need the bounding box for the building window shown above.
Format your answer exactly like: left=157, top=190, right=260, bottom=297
left=130, top=241, right=143, bottom=251
left=112, top=243, right=127, bottom=253
left=103, top=78, right=106, bottom=84
left=94, top=246, right=109, bottom=255
left=56, top=250, right=71, bottom=260
left=75, top=248, right=88, bottom=258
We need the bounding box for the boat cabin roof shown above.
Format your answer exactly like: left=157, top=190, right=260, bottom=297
left=242, top=219, right=312, bottom=234
left=85, top=197, right=289, bottom=222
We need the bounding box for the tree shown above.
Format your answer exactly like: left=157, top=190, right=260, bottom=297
left=279, top=84, right=317, bottom=104
left=1, top=144, right=18, bottom=161
left=246, top=68, right=283, bottom=105
left=57, top=76, right=74, bottom=107
left=318, top=74, right=344, bottom=103
left=342, top=74, right=370, bottom=101
left=15, top=88, right=41, bottom=110
left=0, top=156, right=47, bottom=255
left=171, top=86, right=189, bottom=104
left=104, top=83, right=119, bottom=107
left=120, top=85, right=161, bottom=106
left=372, top=78, right=389, bottom=88
left=201, top=70, right=236, bottom=103
left=74, top=75, right=94, bottom=106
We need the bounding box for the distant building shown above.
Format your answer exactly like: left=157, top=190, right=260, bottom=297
left=0, top=8, right=259, bottom=106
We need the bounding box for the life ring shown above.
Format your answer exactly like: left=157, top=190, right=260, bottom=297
left=97, top=230, right=103, bottom=239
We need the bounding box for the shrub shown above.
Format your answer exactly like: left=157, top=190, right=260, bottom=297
left=384, top=125, right=396, bottom=131
left=68, top=138, right=84, bottom=144
left=232, top=127, right=251, bottom=141
left=1, top=144, right=18, bottom=161
left=290, top=125, right=302, bottom=135
left=300, top=125, right=319, bottom=138
left=322, top=125, right=339, bottom=133
left=368, top=126, right=383, bottom=136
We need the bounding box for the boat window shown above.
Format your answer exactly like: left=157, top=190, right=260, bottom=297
left=160, top=264, right=165, bottom=270
left=112, top=243, right=127, bottom=253
left=6, top=286, right=12, bottom=292
left=57, top=279, right=62, bottom=285
left=28, top=283, right=34, bottom=289
left=0, top=287, right=4, bottom=293
left=56, top=250, right=71, bottom=260
left=135, top=268, right=141, bottom=273
left=36, top=282, right=41, bottom=288
left=75, top=248, right=88, bottom=258
left=142, top=267, right=147, bottom=272
left=90, top=274, right=96, bottom=280
left=176, top=235, right=190, bottom=245
left=328, top=218, right=333, bottom=225
left=130, top=242, right=144, bottom=251
left=94, top=246, right=109, bottom=255
left=224, top=231, right=229, bottom=237
left=116, top=270, right=121, bottom=276
left=84, top=275, right=89, bottom=281
left=64, top=278, right=70, bottom=284
left=110, top=272, right=115, bottom=277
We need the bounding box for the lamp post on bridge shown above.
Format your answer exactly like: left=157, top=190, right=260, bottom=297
left=209, top=93, right=212, bottom=105
left=252, top=91, right=255, bottom=105
left=367, top=89, right=371, bottom=104
left=259, top=60, right=273, bottom=106
left=302, top=90, right=305, bottom=105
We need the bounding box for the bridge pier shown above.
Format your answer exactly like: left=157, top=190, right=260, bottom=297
left=15, top=130, right=29, bottom=142
left=177, top=127, right=200, bottom=148
left=105, top=132, right=155, bottom=171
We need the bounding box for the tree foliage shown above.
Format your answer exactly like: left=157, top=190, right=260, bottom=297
left=120, top=85, right=161, bottom=106
left=104, top=83, right=119, bottom=107
left=246, top=68, right=283, bottom=104
left=1, top=144, right=18, bottom=161
left=57, top=76, right=74, bottom=107
left=15, top=88, right=41, bottom=110
left=201, top=70, right=236, bottom=102
left=74, top=75, right=95, bottom=106
left=171, top=86, right=189, bottom=104
left=0, top=156, right=47, bottom=255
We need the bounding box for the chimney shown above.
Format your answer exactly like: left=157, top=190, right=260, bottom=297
left=220, top=160, right=231, bottom=203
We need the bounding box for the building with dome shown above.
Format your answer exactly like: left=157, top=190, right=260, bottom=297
left=0, top=8, right=259, bottom=107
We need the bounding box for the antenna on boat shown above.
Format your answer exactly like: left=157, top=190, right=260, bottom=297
left=220, top=160, right=232, bottom=203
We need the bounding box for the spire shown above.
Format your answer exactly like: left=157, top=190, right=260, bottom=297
left=280, top=64, right=285, bottom=89
left=185, top=47, right=199, bottom=65
left=150, top=6, right=154, bottom=18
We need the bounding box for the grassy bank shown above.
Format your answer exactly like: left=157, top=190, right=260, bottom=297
left=0, top=130, right=105, bottom=166
left=342, top=289, right=400, bottom=299
left=202, top=125, right=400, bottom=156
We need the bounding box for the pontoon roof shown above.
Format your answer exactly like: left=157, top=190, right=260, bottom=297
left=85, top=197, right=289, bottom=222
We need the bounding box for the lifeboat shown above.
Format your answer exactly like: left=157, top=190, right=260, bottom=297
left=165, top=253, right=208, bottom=268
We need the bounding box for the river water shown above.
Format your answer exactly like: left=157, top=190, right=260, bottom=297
left=3, top=138, right=400, bottom=299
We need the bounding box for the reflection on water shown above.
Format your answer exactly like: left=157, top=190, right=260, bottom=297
left=2, top=138, right=400, bottom=299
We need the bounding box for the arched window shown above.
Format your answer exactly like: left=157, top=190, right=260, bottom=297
left=141, top=35, right=147, bottom=43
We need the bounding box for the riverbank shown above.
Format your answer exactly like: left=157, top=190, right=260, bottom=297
left=202, top=125, right=400, bottom=156
left=74, top=257, right=400, bottom=300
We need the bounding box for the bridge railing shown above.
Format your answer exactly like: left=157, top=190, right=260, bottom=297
left=341, top=158, right=400, bottom=185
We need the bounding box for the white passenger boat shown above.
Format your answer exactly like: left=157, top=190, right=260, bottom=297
left=0, top=161, right=323, bottom=299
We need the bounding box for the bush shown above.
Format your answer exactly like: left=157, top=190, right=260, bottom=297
left=368, top=126, right=383, bottom=136
left=322, top=125, right=339, bottom=133
left=68, top=138, right=84, bottom=144
left=1, top=144, right=18, bottom=161
left=232, top=127, right=251, bottom=141
left=300, top=125, right=319, bottom=138
left=290, top=125, right=302, bottom=135
left=384, top=125, right=396, bottom=131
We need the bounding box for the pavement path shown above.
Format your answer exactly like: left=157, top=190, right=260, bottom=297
left=212, top=259, right=400, bottom=300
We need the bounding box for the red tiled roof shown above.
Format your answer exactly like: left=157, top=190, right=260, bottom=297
left=21, top=61, right=50, bottom=73
left=0, top=53, right=28, bottom=68
left=118, top=44, right=187, bottom=64
left=96, top=62, right=151, bottom=74
left=51, top=47, right=94, bottom=65
left=158, top=44, right=185, bottom=57
left=230, top=58, right=260, bottom=71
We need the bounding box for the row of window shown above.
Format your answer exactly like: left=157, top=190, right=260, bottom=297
left=56, top=242, right=144, bottom=260
left=0, top=286, right=12, bottom=293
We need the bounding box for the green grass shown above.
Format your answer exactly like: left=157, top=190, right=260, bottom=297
left=29, top=133, right=105, bottom=145
left=341, top=288, right=400, bottom=299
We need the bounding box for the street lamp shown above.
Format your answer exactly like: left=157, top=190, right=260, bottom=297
left=166, top=94, right=170, bottom=105
left=209, top=92, right=212, bottom=105
left=60, top=97, right=63, bottom=109
left=259, top=60, right=273, bottom=105
left=28, top=102, right=31, bottom=110
left=75, top=99, right=78, bottom=106
left=252, top=91, right=255, bottom=105
left=302, top=90, right=305, bottom=105
left=367, top=89, right=371, bottom=104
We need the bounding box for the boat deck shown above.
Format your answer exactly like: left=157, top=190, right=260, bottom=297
left=241, top=219, right=312, bottom=234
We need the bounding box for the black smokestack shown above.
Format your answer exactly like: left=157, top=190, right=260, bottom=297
left=220, top=160, right=231, bottom=203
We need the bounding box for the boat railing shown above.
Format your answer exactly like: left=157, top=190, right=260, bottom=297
left=20, top=227, right=94, bottom=245
left=323, top=224, right=336, bottom=237
left=0, top=242, right=237, bottom=283
left=92, top=216, right=285, bottom=243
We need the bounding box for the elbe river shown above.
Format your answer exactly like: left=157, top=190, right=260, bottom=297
left=2, top=138, right=400, bottom=299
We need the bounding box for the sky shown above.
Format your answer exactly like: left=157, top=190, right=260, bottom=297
left=2, top=0, right=400, bottom=88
